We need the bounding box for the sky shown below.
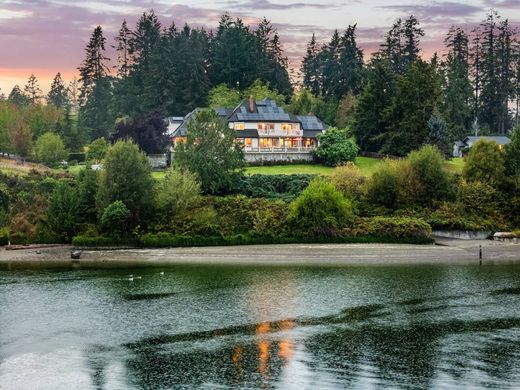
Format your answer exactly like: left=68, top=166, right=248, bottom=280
left=0, top=0, right=520, bottom=95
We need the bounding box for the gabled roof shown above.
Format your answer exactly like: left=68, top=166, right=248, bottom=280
left=227, top=98, right=299, bottom=123
left=464, top=136, right=511, bottom=145
left=297, top=115, right=327, bottom=131
left=170, top=98, right=329, bottom=139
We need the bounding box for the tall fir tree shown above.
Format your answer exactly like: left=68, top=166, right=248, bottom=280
left=353, top=58, right=396, bottom=151
left=8, top=85, right=29, bottom=106
left=442, top=27, right=473, bottom=141
left=78, top=26, right=113, bottom=140
left=24, top=74, right=42, bottom=104
left=47, top=72, right=68, bottom=108
left=113, top=20, right=132, bottom=78
left=302, top=34, right=321, bottom=96
left=379, top=60, right=442, bottom=156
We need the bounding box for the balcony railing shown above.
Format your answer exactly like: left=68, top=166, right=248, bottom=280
left=244, top=147, right=315, bottom=153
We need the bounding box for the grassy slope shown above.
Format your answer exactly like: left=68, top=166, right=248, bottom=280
left=0, top=157, right=466, bottom=179
left=246, top=157, right=382, bottom=176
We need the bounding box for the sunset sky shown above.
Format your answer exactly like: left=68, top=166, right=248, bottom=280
left=1, top=0, right=519, bottom=95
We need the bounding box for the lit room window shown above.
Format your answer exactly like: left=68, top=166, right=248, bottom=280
left=234, top=122, right=245, bottom=130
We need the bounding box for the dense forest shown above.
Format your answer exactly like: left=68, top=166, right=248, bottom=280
left=1, top=10, right=519, bottom=159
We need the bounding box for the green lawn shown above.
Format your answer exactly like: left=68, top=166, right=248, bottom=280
left=246, top=157, right=382, bottom=176
left=445, top=157, right=465, bottom=174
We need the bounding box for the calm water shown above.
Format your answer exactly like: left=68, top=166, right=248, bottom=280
left=2, top=264, right=520, bottom=389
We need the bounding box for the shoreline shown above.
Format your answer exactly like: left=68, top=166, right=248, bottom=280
left=0, top=239, right=519, bottom=270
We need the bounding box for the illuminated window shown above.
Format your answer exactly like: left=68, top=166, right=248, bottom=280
left=234, top=122, right=245, bottom=130
left=269, top=123, right=275, bottom=130
left=245, top=138, right=252, bottom=147
left=257, top=123, right=266, bottom=130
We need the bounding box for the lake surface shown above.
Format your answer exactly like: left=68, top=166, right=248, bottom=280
left=2, top=264, right=520, bottom=389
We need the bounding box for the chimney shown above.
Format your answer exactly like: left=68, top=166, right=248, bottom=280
left=249, top=95, right=255, bottom=113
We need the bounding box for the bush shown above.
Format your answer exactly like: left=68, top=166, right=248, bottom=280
left=289, top=178, right=355, bottom=235
left=366, top=160, right=400, bottom=209
left=96, top=140, right=154, bottom=224
left=234, top=174, right=315, bottom=199
left=86, top=138, right=108, bottom=162
left=0, top=227, right=8, bottom=246
left=463, top=140, right=505, bottom=188
left=457, top=179, right=499, bottom=217
left=46, top=181, right=80, bottom=242
left=407, top=145, right=453, bottom=206
left=155, top=168, right=202, bottom=230
left=347, top=217, right=432, bottom=239
left=329, top=162, right=366, bottom=200
left=99, top=201, right=130, bottom=238
left=68, top=152, right=86, bottom=163
left=34, top=132, right=68, bottom=167
left=313, top=127, right=359, bottom=167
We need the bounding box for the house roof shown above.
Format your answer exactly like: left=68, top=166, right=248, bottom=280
left=464, top=136, right=511, bottom=145
left=171, top=98, right=328, bottom=139
left=227, top=98, right=299, bottom=123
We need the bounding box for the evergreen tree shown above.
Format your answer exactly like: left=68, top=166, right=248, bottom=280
left=78, top=26, right=110, bottom=104
left=379, top=16, right=424, bottom=75
left=442, top=27, right=473, bottom=141
left=78, top=26, right=113, bottom=140
left=47, top=72, right=68, bottom=108
left=209, top=15, right=262, bottom=90
left=425, top=111, right=451, bottom=157
left=302, top=34, right=321, bottom=96
left=337, top=25, right=364, bottom=97
left=380, top=60, right=442, bottom=156
left=113, top=20, right=132, bottom=78
left=353, top=59, right=396, bottom=151
left=477, top=11, right=515, bottom=134
left=23, top=74, right=42, bottom=104
left=7, top=85, right=29, bottom=106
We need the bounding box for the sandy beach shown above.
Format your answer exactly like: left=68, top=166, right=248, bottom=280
left=0, top=239, right=518, bottom=270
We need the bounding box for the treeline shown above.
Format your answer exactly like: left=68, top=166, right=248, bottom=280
left=2, top=10, right=519, bottom=159
left=78, top=12, right=291, bottom=140
left=302, top=12, right=520, bottom=155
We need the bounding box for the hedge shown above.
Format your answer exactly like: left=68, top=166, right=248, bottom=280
left=68, top=152, right=86, bottom=163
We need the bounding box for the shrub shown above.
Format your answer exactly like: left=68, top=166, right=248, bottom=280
left=505, top=126, right=520, bottom=176
left=86, top=138, right=108, bottom=162
left=155, top=168, right=202, bottom=230
left=289, top=178, right=355, bottom=235
left=366, top=160, right=400, bottom=209
left=346, top=216, right=432, bottom=240
left=234, top=174, right=315, bottom=199
left=329, top=162, right=366, bottom=200
left=68, top=152, right=86, bottom=163
left=0, top=227, right=8, bottom=246
left=404, top=145, right=453, bottom=206
left=251, top=199, right=289, bottom=237
left=34, top=132, right=68, bottom=167
left=457, top=179, right=498, bottom=217
left=99, top=201, right=130, bottom=238
left=46, top=181, right=80, bottom=242
left=96, top=140, right=154, bottom=224
left=313, top=127, right=359, bottom=167
left=463, top=140, right=505, bottom=188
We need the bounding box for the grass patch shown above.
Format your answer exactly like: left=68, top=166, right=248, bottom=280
left=245, top=157, right=383, bottom=177
left=445, top=157, right=465, bottom=174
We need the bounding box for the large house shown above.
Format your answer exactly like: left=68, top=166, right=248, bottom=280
left=169, top=97, right=328, bottom=163
left=453, top=135, right=511, bottom=157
